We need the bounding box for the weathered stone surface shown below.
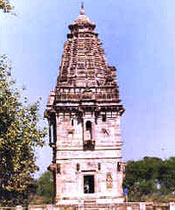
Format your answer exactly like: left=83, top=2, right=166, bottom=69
left=45, top=6, right=125, bottom=205
left=28, top=203, right=170, bottom=210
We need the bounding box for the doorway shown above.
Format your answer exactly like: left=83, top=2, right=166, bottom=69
left=84, top=175, right=94, bottom=194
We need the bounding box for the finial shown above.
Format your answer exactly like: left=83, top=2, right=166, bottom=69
left=80, top=2, right=85, bottom=15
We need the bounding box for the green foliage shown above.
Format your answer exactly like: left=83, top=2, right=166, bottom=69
left=29, top=171, right=53, bottom=204
left=123, top=156, right=175, bottom=202
left=37, top=171, right=53, bottom=198
left=0, top=55, right=47, bottom=206
left=159, top=157, right=175, bottom=194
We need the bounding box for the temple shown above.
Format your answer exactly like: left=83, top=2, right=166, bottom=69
left=45, top=5, right=125, bottom=206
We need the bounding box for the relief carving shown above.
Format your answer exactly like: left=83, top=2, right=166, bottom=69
left=106, top=172, right=113, bottom=189
left=102, top=128, right=110, bottom=137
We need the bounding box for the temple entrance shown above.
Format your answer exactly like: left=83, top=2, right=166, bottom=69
left=84, top=175, right=94, bottom=194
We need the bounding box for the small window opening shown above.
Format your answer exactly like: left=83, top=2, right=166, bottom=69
left=71, top=119, right=74, bottom=126
left=76, top=163, right=80, bottom=172
left=49, top=115, right=56, bottom=145
left=98, top=163, right=101, bottom=171
left=85, top=121, right=92, bottom=140
left=102, top=115, right=106, bottom=122
left=57, top=163, right=61, bottom=174
left=84, top=175, right=94, bottom=194
left=117, top=162, right=121, bottom=172
left=49, top=123, right=52, bottom=145
left=86, top=121, right=92, bottom=131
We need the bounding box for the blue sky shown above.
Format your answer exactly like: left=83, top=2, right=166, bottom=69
left=1, top=0, right=175, bottom=176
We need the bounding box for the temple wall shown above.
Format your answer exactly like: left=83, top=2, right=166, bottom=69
left=54, top=158, right=123, bottom=200
left=56, top=112, right=122, bottom=149
left=54, top=109, right=123, bottom=202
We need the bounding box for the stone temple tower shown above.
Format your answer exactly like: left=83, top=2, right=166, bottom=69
left=45, top=5, right=125, bottom=206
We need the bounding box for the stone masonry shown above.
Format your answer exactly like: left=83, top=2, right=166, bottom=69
left=45, top=5, right=125, bottom=206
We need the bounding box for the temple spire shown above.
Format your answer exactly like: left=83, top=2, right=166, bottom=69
left=80, top=2, right=85, bottom=15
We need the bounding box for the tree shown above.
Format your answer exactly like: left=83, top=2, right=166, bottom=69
left=123, top=157, right=163, bottom=201
left=28, top=171, right=53, bottom=205
left=0, top=0, right=12, bottom=12
left=37, top=171, right=53, bottom=199
left=123, top=156, right=175, bottom=202
left=0, top=55, right=47, bottom=206
left=158, top=157, right=175, bottom=194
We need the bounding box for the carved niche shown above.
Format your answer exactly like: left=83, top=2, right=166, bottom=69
left=106, top=172, right=113, bottom=189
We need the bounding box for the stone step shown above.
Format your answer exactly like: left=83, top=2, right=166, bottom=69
left=84, top=209, right=99, bottom=210
left=84, top=208, right=102, bottom=210
left=84, top=201, right=96, bottom=204
left=84, top=205, right=108, bottom=209
left=84, top=208, right=108, bottom=210
left=84, top=200, right=97, bottom=204
left=84, top=204, right=110, bottom=210
left=84, top=208, right=99, bottom=210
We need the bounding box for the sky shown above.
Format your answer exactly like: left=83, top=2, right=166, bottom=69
left=0, top=0, right=175, bottom=177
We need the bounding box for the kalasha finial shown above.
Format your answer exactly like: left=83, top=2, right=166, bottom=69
left=80, top=2, right=85, bottom=15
